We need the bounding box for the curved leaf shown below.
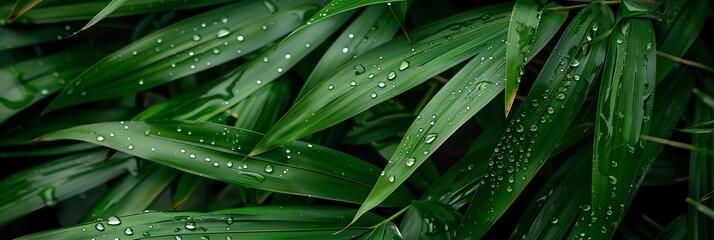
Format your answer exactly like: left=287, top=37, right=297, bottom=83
left=297, top=4, right=401, bottom=100
left=353, top=6, right=567, bottom=223
left=4, top=0, right=41, bottom=24
left=0, top=150, right=137, bottom=226
left=19, top=206, right=385, bottom=240
left=688, top=90, right=714, bottom=239
left=40, top=121, right=413, bottom=206
left=73, top=0, right=129, bottom=35
left=505, top=0, right=548, bottom=116
left=253, top=3, right=517, bottom=156
left=456, top=4, right=612, bottom=238
left=45, top=0, right=326, bottom=112
left=400, top=201, right=462, bottom=239
left=358, top=221, right=403, bottom=240
left=591, top=18, right=656, bottom=239
left=655, top=0, right=708, bottom=84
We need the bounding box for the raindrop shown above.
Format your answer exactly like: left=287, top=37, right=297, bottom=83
left=225, top=217, right=234, bottom=225
left=371, top=92, right=377, bottom=99
left=284, top=53, right=291, bottom=59
left=212, top=48, right=220, bottom=54
left=342, top=47, right=349, bottom=54
left=213, top=162, right=219, bottom=167
left=39, top=186, right=57, bottom=207
left=616, top=39, right=623, bottom=44
left=573, top=74, right=580, bottom=81
left=96, top=135, right=105, bottom=142
left=388, top=176, right=395, bottom=182
left=354, top=64, right=366, bottom=75
left=609, top=176, right=617, bottom=184
left=107, top=216, right=121, bottom=225
left=177, top=127, right=182, bottom=132
left=425, top=133, right=437, bottom=143
left=236, top=35, right=245, bottom=41
left=262, top=57, right=269, bottom=62
left=256, top=80, right=262, bottom=84
left=569, top=59, right=580, bottom=67
left=156, top=38, right=163, bottom=43
left=350, top=80, right=357, bottom=86
left=406, top=157, right=416, bottom=167
left=550, top=218, right=558, bottom=224
left=328, top=84, right=334, bottom=90
left=185, top=222, right=196, bottom=230
left=217, top=29, right=230, bottom=38
left=127, top=144, right=134, bottom=150
left=530, top=125, right=538, bottom=131
left=144, top=129, right=151, bottom=136
left=205, top=157, right=211, bottom=162
left=506, top=186, right=513, bottom=192
left=398, top=61, right=410, bottom=71
left=227, top=161, right=233, bottom=168
left=547, top=107, right=555, bottom=114
left=515, top=125, right=524, bottom=132
left=192, top=34, right=201, bottom=41
left=95, top=223, right=105, bottom=231
left=263, top=0, right=277, bottom=13
left=555, top=93, right=566, bottom=100
left=264, top=165, right=274, bottom=173
left=387, top=71, right=396, bottom=80
left=377, top=81, right=386, bottom=88
left=125, top=227, right=133, bottom=235
left=139, top=79, right=144, bottom=85
left=261, top=25, right=268, bottom=30
left=582, top=204, right=591, bottom=211
left=348, top=33, right=354, bottom=39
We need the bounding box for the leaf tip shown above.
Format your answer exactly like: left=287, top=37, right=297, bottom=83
left=505, top=93, right=517, bottom=117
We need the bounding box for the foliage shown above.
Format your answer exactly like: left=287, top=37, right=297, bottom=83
left=1, top=0, right=712, bottom=239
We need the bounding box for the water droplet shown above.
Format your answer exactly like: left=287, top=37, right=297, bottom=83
left=371, top=92, right=377, bottom=98
left=284, top=53, right=291, bottom=59
left=107, top=216, right=121, bottom=225
left=425, top=133, right=437, bottom=143
left=139, top=79, right=144, bottom=85
left=481, top=13, right=491, bottom=20
left=555, top=93, right=566, bottom=100
left=398, top=61, right=410, bottom=71
left=96, top=135, right=105, bottom=142
left=156, top=38, right=163, bottom=43
left=348, top=33, right=354, bottom=39
left=213, top=162, right=219, bottom=167
left=127, top=144, right=134, bottom=150
left=342, top=47, right=349, bottom=54
left=39, top=186, right=57, bottom=207
left=177, top=127, right=182, bottom=132
left=616, top=39, right=623, bottom=44
left=264, top=165, right=273, bottom=173
left=212, top=48, right=220, bottom=54
left=387, top=71, right=396, bottom=80
left=609, top=176, right=617, bottom=184
left=547, top=107, right=555, bottom=114
left=388, top=176, right=395, bottom=182
left=646, top=42, right=652, bottom=51
left=236, top=35, right=245, bottom=41
left=506, top=186, right=513, bottom=192
left=185, top=222, right=196, bottom=230
left=144, top=129, right=151, bottom=136
left=530, top=125, right=537, bottom=131
left=515, top=125, right=524, bottom=132
left=610, top=161, right=618, bottom=168
left=406, top=157, right=416, bottom=167
left=125, top=227, right=133, bottom=235
left=328, top=84, right=334, bottom=90
left=256, top=80, right=262, bottom=84
left=192, top=34, right=201, bottom=41
left=582, top=204, right=591, bottom=211
left=263, top=0, right=277, bottom=13
left=350, top=80, right=357, bottom=86
left=95, top=223, right=105, bottom=231
left=354, top=64, right=366, bottom=75
left=550, top=218, right=558, bottom=224
left=217, top=29, right=230, bottom=38
left=377, top=81, right=386, bottom=88
left=261, top=25, right=268, bottom=30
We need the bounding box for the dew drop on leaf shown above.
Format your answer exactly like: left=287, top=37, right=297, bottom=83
left=406, top=157, right=416, bottom=167
left=95, top=223, right=105, bottom=231
left=264, top=165, right=274, bottom=173
left=185, top=222, right=196, bottom=230
left=398, top=61, right=410, bottom=71
left=96, top=135, right=105, bottom=142
left=107, top=216, right=121, bottom=226
left=388, top=176, right=395, bottom=182
left=124, top=227, right=133, bottom=235
left=425, top=133, right=437, bottom=144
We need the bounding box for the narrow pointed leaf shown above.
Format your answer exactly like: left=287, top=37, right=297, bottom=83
left=400, top=201, right=462, bottom=239
left=456, top=4, right=612, bottom=238
left=688, top=93, right=714, bottom=239
left=40, top=121, right=413, bottom=206
left=19, top=206, right=385, bottom=240
left=510, top=146, right=591, bottom=240
left=655, top=214, right=686, bottom=240
left=354, top=6, right=567, bottom=222
left=358, top=221, right=403, bottom=240
left=655, top=0, right=707, bottom=84
left=505, top=0, right=547, bottom=116
left=45, top=0, right=326, bottom=112
left=4, top=0, right=41, bottom=24
left=73, top=0, right=128, bottom=35
left=135, top=10, right=352, bottom=122
left=85, top=165, right=178, bottom=221
left=254, top=3, right=518, bottom=156
left=678, top=120, right=714, bottom=134
left=0, top=150, right=137, bottom=226
left=297, top=4, right=400, bottom=100
left=282, top=0, right=404, bottom=44
left=591, top=18, right=656, bottom=239
left=687, top=198, right=714, bottom=219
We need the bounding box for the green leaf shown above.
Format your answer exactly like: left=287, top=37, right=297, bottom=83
left=0, top=48, right=104, bottom=124
left=2, top=0, right=234, bottom=24
left=400, top=201, right=462, bottom=239
left=281, top=0, right=404, bottom=45
left=505, top=0, right=548, bottom=116
left=72, top=0, right=129, bottom=35
left=172, top=173, right=207, bottom=210
left=687, top=198, right=714, bottom=219
left=4, top=0, right=41, bottom=24
left=0, top=150, right=137, bottom=226
left=135, top=8, right=352, bottom=122
left=456, top=4, right=612, bottom=238
left=254, top=3, right=517, bottom=156
left=655, top=0, right=708, bottom=84
left=230, top=77, right=292, bottom=133
left=19, top=206, right=385, bottom=240
left=298, top=4, right=400, bottom=100
left=353, top=5, right=567, bottom=223
left=510, top=146, right=591, bottom=240
left=45, top=0, right=327, bottom=112
left=345, top=101, right=411, bottom=145
left=591, top=17, right=656, bottom=239
left=358, top=221, right=403, bottom=240
left=678, top=120, right=714, bottom=134
left=84, top=164, right=179, bottom=221
left=40, top=121, right=413, bottom=206
left=688, top=91, right=714, bottom=239
left=655, top=214, right=687, bottom=240
left=642, top=150, right=688, bottom=186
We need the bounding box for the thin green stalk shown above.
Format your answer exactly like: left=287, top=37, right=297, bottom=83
left=657, top=51, right=714, bottom=73
left=545, top=1, right=620, bottom=11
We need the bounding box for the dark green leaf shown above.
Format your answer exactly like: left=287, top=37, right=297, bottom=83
left=358, top=221, right=403, bottom=240
left=655, top=214, right=687, bottom=240
left=655, top=0, right=708, bottom=84
left=4, top=0, right=41, bottom=24
left=400, top=201, right=462, bottom=239
left=688, top=92, right=714, bottom=239
left=73, top=0, right=129, bottom=35
left=678, top=120, right=714, bottom=134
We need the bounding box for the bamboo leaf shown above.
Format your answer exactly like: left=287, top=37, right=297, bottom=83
left=353, top=6, right=567, bottom=223
left=4, top=0, right=41, bottom=24
left=400, top=201, right=462, bottom=239
left=505, top=0, right=548, bottom=116
left=40, top=121, right=413, bottom=206
left=358, top=221, right=403, bottom=240
left=297, top=4, right=400, bottom=100
left=688, top=89, right=714, bottom=239
left=0, top=150, right=137, bottom=226
left=655, top=214, right=686, bottom=240
left=45, top=0, right=327, bottom=112
left=72, top=0, right=129, bottom=35
left=678, top=120, right=714, bottom=134
left=282, top=0, right=404, bottom=45
left=456, top=4, right=612, bottom=238
left=19, top=206, right=385, bottom=240
left=84, top=164, right=179, bottom=221
left=135, top=9, right=352, bottom=122
left=655, top=0, right=708, bottom=84
left=687, top=198, right=714, bottom=219
left=591, top=17, right=656, bottom=239
left=254, top=3, right=517, bottom=156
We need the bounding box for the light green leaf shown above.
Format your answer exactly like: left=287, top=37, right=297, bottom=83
left=677, top=120, right=714, bottom=134
left=0, top=150, right=137, bottom=226
left=297, top=4, right=400, bottom=100
left=591, top=18, right=656, bottom=239
left=19, top=206, right=385, bottom=240
left=4, top=0, right=41, bottom=24
left=456, top=4, right=612, bottom=238
left=505, top=0, right=548, bottom=116
left=72, top=0, right=129, bottom=35
left=40, top=121, right=413, bottom=206
left=281, top=0, right=404, bottom=45
left=254, top=3, right=517, bottom=156
left=353, top=5, right=567, bottom=223
left=45, top=0, right=327, bottom=112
